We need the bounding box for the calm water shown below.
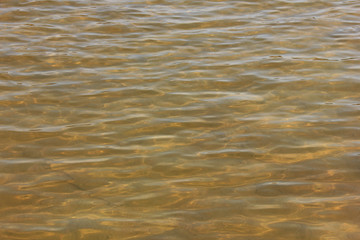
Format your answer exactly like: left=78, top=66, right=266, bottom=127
left=1, top=0, right=359, bottom=239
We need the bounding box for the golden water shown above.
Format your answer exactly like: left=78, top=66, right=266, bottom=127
left=1, top=0, right=359, bottom=239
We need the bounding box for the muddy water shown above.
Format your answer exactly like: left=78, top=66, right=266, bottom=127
left=0, top=0, right=359, bottom=239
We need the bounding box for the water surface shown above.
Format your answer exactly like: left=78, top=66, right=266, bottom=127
left=0, top=0, right=359, bottom=239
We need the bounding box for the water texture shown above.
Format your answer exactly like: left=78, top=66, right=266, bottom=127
left=0, top=0, right=359, bottom=239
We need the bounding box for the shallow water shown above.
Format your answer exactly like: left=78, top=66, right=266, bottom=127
left=0, top=0, right=359, bottom=239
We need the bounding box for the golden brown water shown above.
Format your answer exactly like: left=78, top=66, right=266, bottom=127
left=1, top=0, right=360, bottom=239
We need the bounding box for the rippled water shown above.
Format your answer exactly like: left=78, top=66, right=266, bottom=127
left=1, top=0, right=360, bottom=239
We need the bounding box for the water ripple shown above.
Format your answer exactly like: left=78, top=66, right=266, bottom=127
left=1, top=0, right=360, bottom=239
